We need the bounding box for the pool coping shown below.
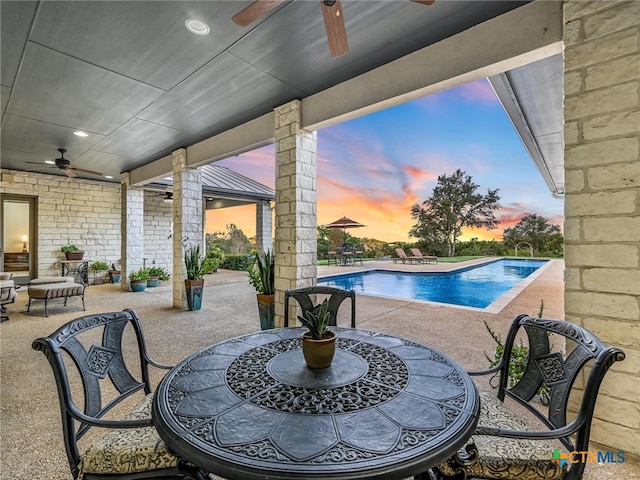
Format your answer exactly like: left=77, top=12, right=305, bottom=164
left=318, top=257, right=555, bottom=314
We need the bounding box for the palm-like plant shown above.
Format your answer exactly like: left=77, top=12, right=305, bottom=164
left=184, top=244, right=205, bottom=280
left=248, top=250, right=274, bottom=295
left=297, top=299, right=332, bottom=340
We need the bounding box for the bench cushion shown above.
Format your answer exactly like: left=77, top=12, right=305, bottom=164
left=29, top=276, right=74, bottom=285
left=437, top=392, right=568, bottom=480
left=78, top=394, right=179, bottom=479
left=28, top=282, right=84, bottom=299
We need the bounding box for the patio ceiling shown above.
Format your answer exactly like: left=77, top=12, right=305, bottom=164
left=1, top=0, right=562, bottom=195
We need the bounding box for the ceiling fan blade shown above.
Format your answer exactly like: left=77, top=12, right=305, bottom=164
left=69, top=165, right=103, bottom=176
left=411, top=0, right=436, bottom=5
left=64, top=168, right=77, bottom=178
left=321, top=0, right=348, bottom=57
left=232, top=0, right=283, bottom=27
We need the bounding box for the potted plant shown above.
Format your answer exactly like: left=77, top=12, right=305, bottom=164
left=108, top=263, right=121, bottom=283
left=247, top=250, right=275, bottom=330
left=61, top=244, right=84, bottom=261
left=128, top=268, right=149, bottom=292
left=146, top=266, right=171, bottom=287
left=298, top=299, right=336, bottom=369
left=89, top=261, right=109, bottom=285
left=184, top=244, right=205, bottom=311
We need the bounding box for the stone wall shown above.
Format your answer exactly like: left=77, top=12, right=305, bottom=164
left=143, top=191, right=173, bottom=270
left=1, top=169, right=175, bottom=278
left=563, top=0, right=639, bottom=456
left=1, top=169, right=121, bottom=276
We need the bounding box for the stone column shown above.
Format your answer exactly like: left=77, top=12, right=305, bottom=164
left=256, top=200, right=273, bottom=253
left=564, top=0, right=639, bottom=456
left=172, top=148, right=203, bottom=309
left=120, top=172, right=144, bottom=291
left=274, top=100, right=318, bottom=327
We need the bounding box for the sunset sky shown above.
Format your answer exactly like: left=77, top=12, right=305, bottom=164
left=207, top=78, right=564, bottom=243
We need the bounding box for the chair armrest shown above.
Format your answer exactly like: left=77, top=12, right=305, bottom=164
left=144, top=353, right=174, bottom=371
left=466, top=364, right=504, bottom=376
left=69, top=408, right=154, bottom=429
left=475, top=420, right=582, bottom=440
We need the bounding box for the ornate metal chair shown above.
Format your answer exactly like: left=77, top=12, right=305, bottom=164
left=284, top=286, right=356, bottom=328
left=428, top=314, right=625, bottom=480
left=32, top=309, right=213, bottom=480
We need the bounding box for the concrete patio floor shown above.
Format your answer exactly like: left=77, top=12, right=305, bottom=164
left=1, top=258, right=637, bottom=479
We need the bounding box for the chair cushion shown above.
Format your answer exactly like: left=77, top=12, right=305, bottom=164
left=437, top=392, right=568, bottom=480
left=78, top=394, right=179, bottom=479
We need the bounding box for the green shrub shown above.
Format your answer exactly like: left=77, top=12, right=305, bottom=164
left=220, top=254, right=252, bottom=271
left=89, top=261, right=109, bottom=272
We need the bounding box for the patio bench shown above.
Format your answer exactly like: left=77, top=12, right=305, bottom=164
left=27, top=282, right=86, bottom=317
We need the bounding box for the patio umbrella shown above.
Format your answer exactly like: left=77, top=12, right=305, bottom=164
left=325, top=216, right=366, bottom=243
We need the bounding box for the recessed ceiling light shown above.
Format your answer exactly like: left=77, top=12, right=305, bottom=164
left=73, top=131, right=88, bottom=137
left=185, top=18, right=210, bottom=35
left=105, top=175, right=113, bottom=179
left=45, top=160, right=55, bottom=165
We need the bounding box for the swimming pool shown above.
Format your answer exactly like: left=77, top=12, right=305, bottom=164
left=318, top=259, right=548, bottom=309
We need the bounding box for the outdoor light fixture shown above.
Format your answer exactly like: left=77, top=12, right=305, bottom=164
left=163, top=192, right=173, bottom=203
left=22, top=234, right=28, bottom=253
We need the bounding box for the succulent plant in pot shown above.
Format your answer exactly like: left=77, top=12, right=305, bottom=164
left=184, top=244, right=205, bottom=310
left=298, top=299, right=336, bottom=369
left=247, top=250, right=275, bottom=330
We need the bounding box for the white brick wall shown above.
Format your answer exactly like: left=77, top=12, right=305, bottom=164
left=564, top=0, right=640, bottom=456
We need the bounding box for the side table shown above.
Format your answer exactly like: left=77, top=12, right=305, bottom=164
left=61, top=260, right=89, bottom=286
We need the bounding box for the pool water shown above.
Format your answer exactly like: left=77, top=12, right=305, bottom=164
left=318, top=259, right=548, bottom=309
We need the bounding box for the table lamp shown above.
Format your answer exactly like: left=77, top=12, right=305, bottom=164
left=22, top=234, right=28, bottom=253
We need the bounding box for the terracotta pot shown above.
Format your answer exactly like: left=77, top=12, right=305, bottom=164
left=64, top=252, right=84, bottom=261
left=256, top=294, right=275, bottom=330
left=301, top=331, right=337, bottom=369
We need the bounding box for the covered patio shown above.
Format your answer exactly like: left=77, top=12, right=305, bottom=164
left=1, top=0, right=638, bottom=466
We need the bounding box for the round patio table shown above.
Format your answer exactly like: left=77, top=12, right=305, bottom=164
left=153, top=327, right=479, bottom=480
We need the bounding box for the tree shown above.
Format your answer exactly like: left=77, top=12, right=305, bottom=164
left=502, top=214, right=562, bottom=255
left=206, top=224, right=251, bottom=255
left=409, top=169, right=500, bottom=257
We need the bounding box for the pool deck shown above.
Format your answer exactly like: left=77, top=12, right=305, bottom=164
left=2, top=257, right=638, bottom=479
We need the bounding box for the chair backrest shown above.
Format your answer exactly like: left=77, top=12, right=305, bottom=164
left=493, top=314, right=625, bottom=456
left=410, top=248, right=424, bottom=258
left=32, top=309, right=157, bottom=478
left=395, top=248, right=408, bottom=258
left=284, top=286, right=356, bottom=328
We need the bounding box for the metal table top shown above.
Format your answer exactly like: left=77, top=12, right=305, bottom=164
left=153, top=327, right=479, bottom=480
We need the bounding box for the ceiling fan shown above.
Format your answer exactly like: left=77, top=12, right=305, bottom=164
left=27, top=148, right=103, bottom=178
left=232, top=0, right=434, bottom=58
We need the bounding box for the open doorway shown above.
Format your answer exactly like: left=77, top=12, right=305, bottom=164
left=1, top=194, right=37, bottom=285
